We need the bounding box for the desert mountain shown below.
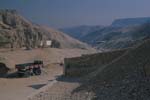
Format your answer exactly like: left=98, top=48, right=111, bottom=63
left=86, top=23, right=150, bottom=50
left=62, top=17, right=150, bottom=50
left=0, top=9, right=90, bottom=49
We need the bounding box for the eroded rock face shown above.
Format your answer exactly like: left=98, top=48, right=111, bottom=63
left=0, top=9, right=47, bottom=48
left=0, top=9, right=89, bottom=49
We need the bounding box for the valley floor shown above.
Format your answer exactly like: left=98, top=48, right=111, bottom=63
left=0, top=48, right=95, bottom=100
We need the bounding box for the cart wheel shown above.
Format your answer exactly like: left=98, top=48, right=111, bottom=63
left=33, top=68, right=41, bottom=75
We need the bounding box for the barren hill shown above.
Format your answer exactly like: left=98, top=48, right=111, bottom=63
left=0, top=9, right=90, bottom=49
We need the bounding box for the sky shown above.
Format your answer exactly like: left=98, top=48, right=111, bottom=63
left=0, top=0, right=150, bottom=28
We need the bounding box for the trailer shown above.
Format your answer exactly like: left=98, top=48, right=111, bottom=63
left=15, top=60, right=43, bottom=77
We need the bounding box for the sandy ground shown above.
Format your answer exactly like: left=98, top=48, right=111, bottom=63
left=0, top=64, right=62, bottom=100
left=0, top=48, right=95, bottom=100
left=28, top=77, right=81, bottom=100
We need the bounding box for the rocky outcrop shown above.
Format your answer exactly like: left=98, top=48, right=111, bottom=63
left=0, top=9, right=89, bottom=49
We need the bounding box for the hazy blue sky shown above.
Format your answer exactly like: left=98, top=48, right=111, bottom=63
left=0, top=0, right=150, bottom=28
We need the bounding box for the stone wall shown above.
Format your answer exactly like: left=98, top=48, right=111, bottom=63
left=64, top=49, right=127, bottom=77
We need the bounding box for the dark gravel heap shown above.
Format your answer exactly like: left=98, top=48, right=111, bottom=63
left=93, top=77, right=150, bottom=100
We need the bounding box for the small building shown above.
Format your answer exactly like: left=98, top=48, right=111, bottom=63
left=46, top=40, right=52, bottom=46
left=40, top=40, right=52, bottom=48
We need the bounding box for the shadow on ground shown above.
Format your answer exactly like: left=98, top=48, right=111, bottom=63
left=55, top=75, right=82, bottom=83
left=28, top=84, right=46, bottom=89
left=6, top=72, right=24, bottom=78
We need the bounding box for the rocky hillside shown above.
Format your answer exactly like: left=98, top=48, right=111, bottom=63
left=74, top=38, right=150, bottom=100
left=0, top=9, right=90, bottom=49
left=75, top=24, right=150, bottom=50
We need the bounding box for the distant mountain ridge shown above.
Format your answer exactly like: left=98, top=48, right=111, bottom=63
left=61, top=17, right=150, bottom=50
left=0, top=9, right=90, bottom=49
left=111, top=17, right=150, bottom=27
left=60, top=25, right=104, bottom=41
